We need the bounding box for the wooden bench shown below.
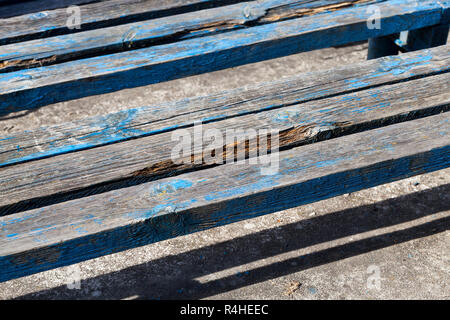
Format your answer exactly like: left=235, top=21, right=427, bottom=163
left=0, top=0, right=448, bottom=283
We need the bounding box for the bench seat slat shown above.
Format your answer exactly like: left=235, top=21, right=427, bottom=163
left=0, top=0, right=247, bottom=44
left=0, top=0, right=380, bottom=73
left=1, top=71, right=449, bottom=213
left=1, top=112, right=449, bottom=282
left=0, top=0, right=446, bottom=115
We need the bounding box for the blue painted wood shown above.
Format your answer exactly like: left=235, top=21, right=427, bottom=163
left=0, top=45, right=448, bottom=168
left=0, top=0, right=381, bottom=73
left=1, top=70, right=448, bottom=213
left=0, top=0, right=249, bottom=45
left=0, top=0, right=446, bottom=116
left=0, top=113, right=448, bottom=282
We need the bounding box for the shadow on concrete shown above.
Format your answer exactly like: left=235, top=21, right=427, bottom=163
left=15, top=184, right=450, bottom=300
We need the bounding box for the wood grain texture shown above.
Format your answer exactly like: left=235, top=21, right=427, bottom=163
left=0, top=0, right=248, bottom=45
left=0, top=112, right=449, bottom=282
left=1, top=45, right=448, bottom=168
left=1, top=72, right=449, bottom=213
left=0, top=0, right=377, bottom=73
left=0, top=0, right=446, bottom=115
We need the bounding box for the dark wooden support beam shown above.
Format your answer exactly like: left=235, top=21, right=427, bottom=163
left=406, top=24, right=449, bottom=51
left=368, top=24, right=449, bottom=59
left=367, top=34, right=400, bottom=60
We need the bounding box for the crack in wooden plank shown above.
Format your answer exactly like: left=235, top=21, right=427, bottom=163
left=0, top=55, right=57, bottom=70
left=131, top=122, right=351, bottom=178
left=260, top=0, right=373, bottom=22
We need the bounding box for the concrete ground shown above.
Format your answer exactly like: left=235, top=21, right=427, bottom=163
left=0, top=43, right=449, bottom=300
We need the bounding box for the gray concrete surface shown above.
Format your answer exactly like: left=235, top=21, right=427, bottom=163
left=0, top=43, right=449, bottom=300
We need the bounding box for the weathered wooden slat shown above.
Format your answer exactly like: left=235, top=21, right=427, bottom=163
left=0, top=0, right=446, bottom=115
left=0, top=0, right=249, bottom=45
left=1, top=72, right=449, bottom=213
left=1, top=45, right=448, bottom=168
left=0, top=0, right=378, bottom=73
left=0, top=112, right=449, bottom=282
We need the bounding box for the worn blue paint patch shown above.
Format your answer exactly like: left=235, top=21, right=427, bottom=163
left=204, top=175, right=281, bottom=201
left=122, top=179, right=197, bottom=220
left=345, top=79, right=370, bottom=89
left=314, top=158, right=341, bottom=168
left=0, top=136, right=13, bottom=142
left=308, top=287, right=318, bottom=294
left=0, top=208, right=44, bottom=229
left=150, top=179, right=194, bottom=195
left=125, top=199, right=198, bottom=221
